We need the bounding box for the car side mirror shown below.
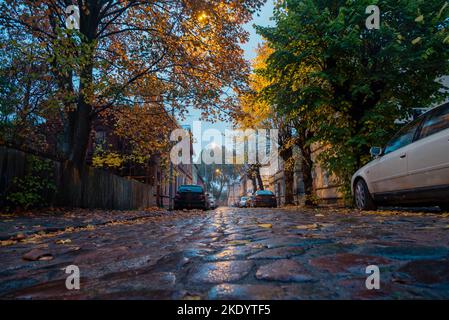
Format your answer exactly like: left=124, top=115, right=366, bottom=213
left=370, top=146, right=382, bottom=158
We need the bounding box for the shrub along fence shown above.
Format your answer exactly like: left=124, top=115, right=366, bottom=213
left=0, top=146, right=155, bottom=210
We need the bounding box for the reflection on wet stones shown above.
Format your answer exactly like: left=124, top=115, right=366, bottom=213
left=248, top=247, right=305, bottom=260
left=190, top=261, right=254, bottom=284
left=208, top=283, right=324, bottom=300
left=204, top=246, right=262, bottom=262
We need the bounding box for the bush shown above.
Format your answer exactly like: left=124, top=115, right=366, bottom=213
left=5, top=155, right=56, bottom=210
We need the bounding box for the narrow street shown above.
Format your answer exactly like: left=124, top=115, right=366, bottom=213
left=1, top=207, right=449, bottom=299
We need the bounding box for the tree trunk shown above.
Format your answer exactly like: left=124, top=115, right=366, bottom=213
left=251, top=175, right=257, bottom=193
left=215, top=180, right=225, bottom=202
left=68, top=97, right=93, bottom=167
left=300, top=144, right=315, bottom=206
left=278, top=125, right=295, bottom=205
left=64, top=109, right=76, bottom=159
left=68, top=43, right=95, bottom=167
left=67, top=3, right=99, bottom=167
left=256, top=165, right=264, bottom=190
left=284, top=165, right=294, bottom=205
left=280, top=146, right=294, bottom=205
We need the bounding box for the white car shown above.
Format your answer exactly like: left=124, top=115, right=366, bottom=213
left=239, top=196, right=249, bottom=208
left=206, top=193, right=217, bottom=209
left=352, top=102, right=449, bottom=211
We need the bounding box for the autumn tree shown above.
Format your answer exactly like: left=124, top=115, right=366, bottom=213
left=256, top=43, right=319, bottom=205
left=0, top=0, right=265, bottom=167
left=236, top=43, right=301, bottom=205
left=258, top=0, right=449, bottom=200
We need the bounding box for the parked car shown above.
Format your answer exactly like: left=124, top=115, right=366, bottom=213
left=352, top=102, right=449, bottom=211
left=174, top=185, right=209, bottom=210
left=251, top=190, right=277, bottom=208
left=207, top=193, right=217, bottom=209
left=246, top=195, right=256, bottom=207
left=238, top=196, right=249, bottom=208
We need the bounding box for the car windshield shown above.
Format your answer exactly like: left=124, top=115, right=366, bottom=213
left=178, top=185, right=203, bottom=193
left=384, top=118, right=421, bottom=155
left=255, top=190, right=274, bottom=195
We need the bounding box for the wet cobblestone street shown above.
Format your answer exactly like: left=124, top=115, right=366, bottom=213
left=1, top=207, right=449, bottom=299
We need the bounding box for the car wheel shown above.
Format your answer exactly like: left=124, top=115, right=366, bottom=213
left=439, top=204, right=449, bottom=212
left=354, top=179, right=377, bottom=211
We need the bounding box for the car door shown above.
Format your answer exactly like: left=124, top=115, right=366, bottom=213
left=406, top=103, right=449, bottom=190
left=370, top=118, right=422, bottom=194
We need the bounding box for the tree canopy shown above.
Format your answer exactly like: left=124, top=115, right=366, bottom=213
left=257, top=0, right=449, bottom=199
left=0, top=0, right=265, bottom=166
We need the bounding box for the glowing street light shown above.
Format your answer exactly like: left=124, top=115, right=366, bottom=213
left=197, top=11, right=209, bottom=23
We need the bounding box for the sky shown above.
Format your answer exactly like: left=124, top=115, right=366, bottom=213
left=178, top=0, right=275, bottom=139
left=241, top=0, right=275, bottom=62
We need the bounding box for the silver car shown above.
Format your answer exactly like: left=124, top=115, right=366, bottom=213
left=206, top=193, right=217, bottom=209
left=352, top=103, right=449, bottom=211
left=239, top=196, right=249, bottom=208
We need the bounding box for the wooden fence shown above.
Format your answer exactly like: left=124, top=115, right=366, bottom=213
left=0, top=146, right=155, bottom=210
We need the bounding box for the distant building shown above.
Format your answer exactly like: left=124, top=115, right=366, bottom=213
left=263, top=146, right=304, bottom=206
left=310, top=143, right=342, bottom=204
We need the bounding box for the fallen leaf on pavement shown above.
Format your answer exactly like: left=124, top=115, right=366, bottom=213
left=38, top=255, right=54, bottom=261
left=295, top=223, right=320, bottom=230
left=227, top=240, right=250, bottom=246
left=0, top=239, right=17, bottom=246
left=12, top=233, right=26, bottom=240
left=56, top=239, right=72, bottom=245
left=183, top=295, right=202, bottom=300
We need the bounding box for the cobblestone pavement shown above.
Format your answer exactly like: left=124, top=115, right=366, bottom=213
left=1, top=207, right=449, bottom=299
